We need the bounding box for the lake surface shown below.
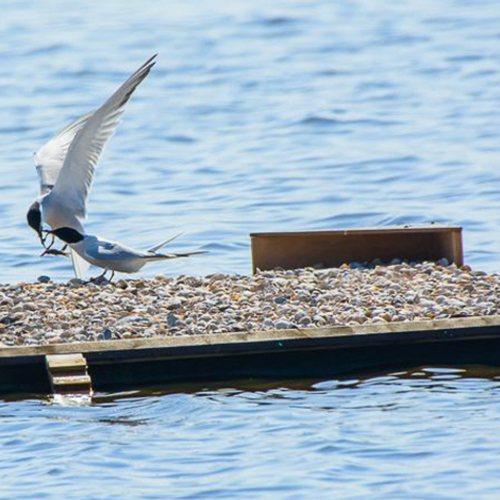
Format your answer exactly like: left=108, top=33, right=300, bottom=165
left=1, top=0, right=500, bottom=497
left=2, top=0, right=500, bottom=282
left=2, top=367, right=500, bottom=499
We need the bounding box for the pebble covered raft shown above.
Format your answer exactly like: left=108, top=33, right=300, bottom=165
left=1, top=260, right=499, bottom=347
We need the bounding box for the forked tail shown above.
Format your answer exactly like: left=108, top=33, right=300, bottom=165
left=146, top=232, right=184, bottom=253
left=143, top=250, right=207, bottom=262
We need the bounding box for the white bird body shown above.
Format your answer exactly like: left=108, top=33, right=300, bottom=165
left=72, top=234, right=154, bottom=273
left=52, top=228, right=206, bottom=275
left=39, top=192, right=84, bottom=233
left=28, top=55, right=157, bottom=278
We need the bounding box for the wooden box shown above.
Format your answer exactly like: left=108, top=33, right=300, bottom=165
left=250, top=225, right=463, bottom=273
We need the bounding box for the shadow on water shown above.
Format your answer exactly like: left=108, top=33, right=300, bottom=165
left=106, top=364, right=500, bottom=399
left=2, top=364, right=500, bottom=406
left=1, top=364, right=494, bottom=406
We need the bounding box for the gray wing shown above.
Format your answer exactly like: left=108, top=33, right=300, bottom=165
left=34, top=111, right=93, bottom=195
left=86, top=238, right=145, bottom=261
left=49, top=54, right=157, bottom=219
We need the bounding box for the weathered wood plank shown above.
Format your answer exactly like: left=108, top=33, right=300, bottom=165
left=0, top=315, right=498, bottom=360
left=250, top=225, right=463, bottom=272
left=0, top=316, right=497, bottom=395
left=250, top=224, right=462, bottom=237
left=45, top=353, right=92, bottom=395
left=50, top=374, right=92, bottom=386
left=46, top=353, right=87, bottom=371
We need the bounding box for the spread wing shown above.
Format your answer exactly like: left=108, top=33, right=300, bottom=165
left=49, top=54, right=157, bottom=219
left=34, top=111, right=93, bottom=195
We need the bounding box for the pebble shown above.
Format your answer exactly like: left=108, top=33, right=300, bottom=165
left=115, top=316, right=148, bottom=327
left=298, top=316, right=312, bottom=326
left=102, top=328, right=113, bottom=340
left=116, top=280, right=128, bottom=290
left=275, top=318, right=293, bottom=329
left=2, top=262, right=500, bottom=346
left=166, top=299, right=183, bottom=310
left=167, top=313, right=180, bottom=328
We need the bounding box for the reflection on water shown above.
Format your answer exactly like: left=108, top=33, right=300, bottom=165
left=48, top=393, right=92, bottom=408
left=1, top=366, right=500, bottom=499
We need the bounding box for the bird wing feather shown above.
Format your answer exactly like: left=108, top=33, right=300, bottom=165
left=70, top=247, right=90, bottom=279
left=49, top=54, right=157, bottom=219
left=34, top=111, right=93, bottom=195
left=86, top=238, right=144, bottom=260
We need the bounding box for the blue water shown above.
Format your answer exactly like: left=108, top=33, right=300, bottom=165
left=2, top=0, right=500, bottom=282
left=2, top=368, right=500, bottom=500
left=2, top=0, right=500, bottom=497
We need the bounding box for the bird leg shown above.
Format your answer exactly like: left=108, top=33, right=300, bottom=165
left=91, top=269, right=115, bottom=283
left=91, top=269, right=109, bottom=283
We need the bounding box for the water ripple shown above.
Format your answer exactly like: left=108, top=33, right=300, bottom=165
left=2, top=0, right=499, bottom=283
left=2, top=1, right=500, bottom=493
left=1, top=368, right=500, bottom=498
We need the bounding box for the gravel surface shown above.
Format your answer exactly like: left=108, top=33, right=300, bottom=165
left=1, top=260, right=499, bottom=346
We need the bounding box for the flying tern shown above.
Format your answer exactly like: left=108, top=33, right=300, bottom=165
left=46, top=227, right=207, bottom=280
left=27, top=54, right=157, bottom=278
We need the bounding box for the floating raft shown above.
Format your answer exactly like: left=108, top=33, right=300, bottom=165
left=1, top=224, right=497, bottom=396
left=1, top=316, right=500, bottom=395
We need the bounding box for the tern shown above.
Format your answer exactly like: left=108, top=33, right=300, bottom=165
left=26, top=54, right=157, bottom=278
left=47, top=227, right=207, bottom=280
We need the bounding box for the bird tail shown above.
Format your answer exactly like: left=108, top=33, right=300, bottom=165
left=146, top=232, right=184, bottom=253
left=143, top=250, right=208, bottom=262
left=70, top=248, right=89, bottom=279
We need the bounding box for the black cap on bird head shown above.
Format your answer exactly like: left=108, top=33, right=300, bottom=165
left=50, top=227, right=85, bottom=244
left=26, top=201, right=43, bottom=240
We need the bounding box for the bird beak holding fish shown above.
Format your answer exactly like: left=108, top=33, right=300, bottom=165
left=40, top=229, right=70, bottom=257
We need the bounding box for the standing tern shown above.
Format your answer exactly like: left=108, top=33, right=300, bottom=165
left=27, top=54, right=157, bottom=278
left=46, top=227, right=207, bottom=280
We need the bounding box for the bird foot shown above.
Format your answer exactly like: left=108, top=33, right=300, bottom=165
left=90, top=275, right=111, bottom=285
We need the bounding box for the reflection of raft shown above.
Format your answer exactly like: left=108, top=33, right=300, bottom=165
left=1, top=315, right=500, bottom=395
left=2, top=224, right=495, bottom=397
